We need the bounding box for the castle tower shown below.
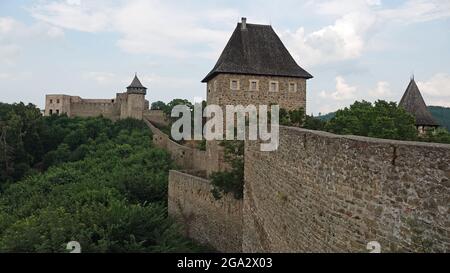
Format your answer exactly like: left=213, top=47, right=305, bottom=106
left=123, top=74, right=147, bottom=120
left=202, top=17, right=313, bottom=111
left=399, top=77, right=439, bottom=134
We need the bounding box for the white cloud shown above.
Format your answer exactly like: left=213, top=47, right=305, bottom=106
left=29, top=0, right=235, bottom=59
left=381, top=0, right=450, bottom=23
left=0, top=44, right=20, bottom=65
left=320, top=76, right=358, bottom=101
left=66, top=0, right=81, bottom=6
left=283, top=0, right=450, bottom=67
left=417, top=73, right=450, bottom=107
left=0, top=16, right=64, bottom=65
left=316, top=77, right=399, bottom=113
left=30, top=1, right=111, bottom=33
left=0, top=72, right=13, bottom=80
left=84, top=72, right=118, bottom=85
left=282, top=11, right=377, bottom=66
left=28, top=0, right=450, bottom=64
left=333, top=76, right=357, bottom=101
left=369, top=81, right=392, bottom=98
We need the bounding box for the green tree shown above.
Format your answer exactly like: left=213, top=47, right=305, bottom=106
left=0, top=115, right=205, bottom=253
left=325, top=100, right=417, bottom=140
left=210, top=140, right=244, bottom=200
left=151, top=101, right=167, bottom=111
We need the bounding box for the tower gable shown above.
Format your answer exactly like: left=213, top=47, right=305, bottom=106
left=399, top=78, right=439, bottom=127
left=202, top=18, right=313, bottom=83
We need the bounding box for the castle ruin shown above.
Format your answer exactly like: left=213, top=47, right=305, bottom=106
left=42, top=18, right=450, bottom=253
left=44, top=74, right=150, bottom=120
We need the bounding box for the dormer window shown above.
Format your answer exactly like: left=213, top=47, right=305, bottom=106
left=269, top=81, right=279, bottom=92
left=230, top=79, right=240, bottom=90
left=249, top=80, right=259, bottom=91
left=289, top=82, right=297, bottom=92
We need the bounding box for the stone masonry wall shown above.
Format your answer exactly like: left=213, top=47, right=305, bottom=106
left=168, top=170, right=243, bottom=252
left=144, top=110, right=170, bottom=127
left=143, top=118, right=209, bottom=172
left=244, top=126, right=450, bottom=252
left=70, top=101, right=119, bottom=120
left=207, top=73, right=306, bottom=111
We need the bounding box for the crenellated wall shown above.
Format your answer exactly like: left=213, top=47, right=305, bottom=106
left=168, top=170, right=243, bottom=252
left=244, top=126, right=450, bottom=253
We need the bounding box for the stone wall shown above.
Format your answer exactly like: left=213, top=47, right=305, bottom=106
left=45, top=92, right=148, bottom=121
left=70, top=101, right=119, bottom=120
left=143, top=118, right=209, bottom=171
left=144, top=110, right=170, bottom=127
left=206, top=73, right=306, bottom=111
left=45, top=95, right=72, bottom=116
left=244, top=126, right=450, bottom=252
left=168, top=170, right=243, bottom=252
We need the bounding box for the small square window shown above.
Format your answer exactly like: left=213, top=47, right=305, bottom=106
left=249, top=80, right=259, bottom=91
left=49, top=99, right=53, bottom=103
left=49, top=109, right=53, bottom=115
left=269, top=81, right=279, bottom=92
left=57, top=99, right=60, bottom=103
left=289, top=82, right=297, bottom=92
left=230, top=79, right=240, bottom=90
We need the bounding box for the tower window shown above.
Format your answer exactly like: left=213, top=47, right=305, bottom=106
left=249, top=80, right=259, bottom=91
left=289, top=82, right=297, bottom=92
left=269, top=81, right=279, bottom=92
left=57, top=99, right=60, bottom=103
left=230, top=79, right=240, bottom=90
left=56, top=110, right=60, bottom=115
left=49, top=99, right=53, bottom=103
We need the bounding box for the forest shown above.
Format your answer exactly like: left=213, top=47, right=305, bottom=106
left=0, top=102, right=204, bottom=252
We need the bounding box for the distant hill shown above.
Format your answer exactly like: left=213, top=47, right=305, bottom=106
left=316, top=112, right=336, bottom=121
left=316, top=106, right=449, bottom=130
left=428, top=106, right=450, bottom=130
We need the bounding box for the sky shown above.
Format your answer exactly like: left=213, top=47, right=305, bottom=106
left=0, top=0, right=449, bottom=115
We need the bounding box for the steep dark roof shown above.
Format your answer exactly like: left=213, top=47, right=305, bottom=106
left=202, top=22, right=313, bottom=82
left=127, top=74, right=146, bottom=89
left=399, top=79, right=439, bottom=126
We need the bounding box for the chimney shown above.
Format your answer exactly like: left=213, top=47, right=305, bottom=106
left=241, top=17, right=247, bottom=30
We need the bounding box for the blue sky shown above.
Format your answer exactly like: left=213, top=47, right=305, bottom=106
left=0, top=0, right=449, bottom=115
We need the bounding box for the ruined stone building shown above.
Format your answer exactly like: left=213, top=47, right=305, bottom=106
left=44, top=74, right=149, bottom=120
left=399, top=77, right=439, bottom=133
left=202, top=18, right=313, bottom=110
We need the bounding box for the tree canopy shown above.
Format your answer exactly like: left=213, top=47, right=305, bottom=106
left=0, top=103, right=205, bottom=252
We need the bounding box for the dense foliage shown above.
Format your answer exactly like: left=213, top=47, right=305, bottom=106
left=0, top=103, right=204, bottom=253
left=317, top=103, right=450, bottom=143
left=279, top=107, right=326, bottom=131
left=210, top=140, right=244, bottom=200
left=325, top=100, right=418, bottom=140
left=428, top=106, right=450, bottom=131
